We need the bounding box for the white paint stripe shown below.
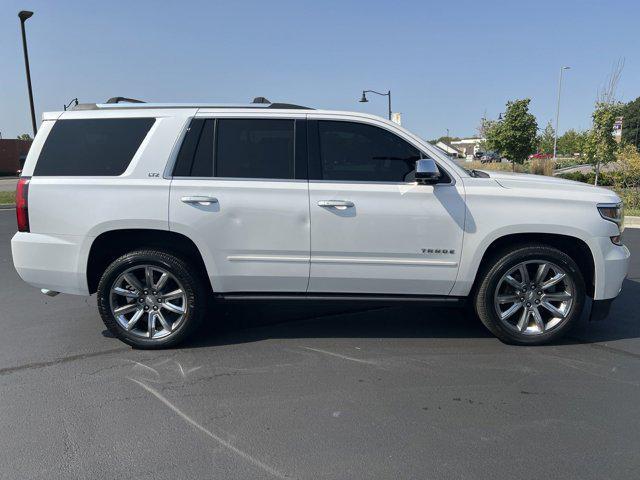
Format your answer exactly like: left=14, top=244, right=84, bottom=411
left=301, top=346, right=377, bottom=365
left=128, top=378, right=290, bottom=479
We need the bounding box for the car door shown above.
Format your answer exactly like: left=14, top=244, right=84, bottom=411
left=169, top=114, right=310, bottom=292
left=307, top=117, right=465, bottom=295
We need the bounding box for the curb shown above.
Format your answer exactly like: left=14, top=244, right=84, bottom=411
left=625, top=216, right=640, bottom=229
left=0, top=204, right=15, bottom=210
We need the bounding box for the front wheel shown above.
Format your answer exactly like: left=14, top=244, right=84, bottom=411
left=97, top=249, right=207, bottom=349
left=474, top=244, right=586, bottom=345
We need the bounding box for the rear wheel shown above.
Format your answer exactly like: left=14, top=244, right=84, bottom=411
left=474, top=244, right=586, bottom=345
left=97, top=249, right=207, bottom=349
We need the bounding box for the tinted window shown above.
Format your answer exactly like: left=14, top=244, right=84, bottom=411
left=215, top=119, right=294, bottom=179
left=35, top=118, right=154, bottom=176
left=190, top=120, right=214, bottom=177
left=173, top=119, right=205, bottom=176
left=318, top=121, right=423, bottom=182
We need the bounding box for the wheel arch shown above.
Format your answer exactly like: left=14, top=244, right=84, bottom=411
left=469, top=232, right=595, bottom=298
left=86, top=229, right=212, bottom=295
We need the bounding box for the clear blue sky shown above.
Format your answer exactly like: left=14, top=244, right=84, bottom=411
left=1, top=0, right=639, bottom=140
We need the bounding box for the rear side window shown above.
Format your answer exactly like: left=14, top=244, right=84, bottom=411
left=173, top=119, right=214, bottom=177
left=34, top=118, right=154, bottom=176
left=215, top=119, right=294, bottom=179
left=173, top=118, right=297, bottom=180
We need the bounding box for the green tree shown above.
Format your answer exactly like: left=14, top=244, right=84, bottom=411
left=536, top=121, right=555, bottom=155
left=615, top=143, right=640, bottom=189
left=477, top=117, right=497, bottom=153
left=584, top=101, right=623, bottom=185
left=621, top=96, right=640, bottom=151
left=557, top=129, right=588, bottom=156
left=485, top=99, right=538, bottom=170
left=17, top=133, right=32, bottom=141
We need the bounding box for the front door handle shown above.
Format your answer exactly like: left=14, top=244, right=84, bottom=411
left=317, top=200, right=354, bottom=209
left=181, top=196, right=218, bottom=205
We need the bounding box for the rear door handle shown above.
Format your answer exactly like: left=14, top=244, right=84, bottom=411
left=317, top=200, right=354, bottom=209
left=181, top=196, right=218, bottom=205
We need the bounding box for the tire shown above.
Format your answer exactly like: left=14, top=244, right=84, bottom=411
left=474, top=244, right=586, bottom=345
left=97, top=249, right=207, bottom=349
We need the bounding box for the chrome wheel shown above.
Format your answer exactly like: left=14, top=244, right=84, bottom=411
left=109, top=265, right=188, bottom=340
left=494, top=260, right=575, bottom=336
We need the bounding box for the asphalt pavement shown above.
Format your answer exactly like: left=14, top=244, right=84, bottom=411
left=0, top=209, right=639, bottom=480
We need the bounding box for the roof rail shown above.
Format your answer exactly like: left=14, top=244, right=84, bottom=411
left=106, top=97, right=145, bottom=104
left=69, top=97, right=313, bottom=111
left=252, top=96, right=312, bottom=110
left=268, top=103, right=312, bottom=110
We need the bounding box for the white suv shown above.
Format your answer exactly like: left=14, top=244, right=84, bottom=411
left=11, top=97, right=630, bottom=348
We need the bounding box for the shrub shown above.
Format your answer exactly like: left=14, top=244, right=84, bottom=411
left=556, top=171, right=615, bottom=186
left=465, top=161, right=527, bottom=173
left=528, top=159, right=556, bottom=176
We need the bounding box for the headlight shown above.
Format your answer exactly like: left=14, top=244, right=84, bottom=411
left=597, top=202, right=624, bottom=234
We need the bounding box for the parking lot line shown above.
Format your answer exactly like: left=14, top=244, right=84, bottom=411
left=301, top=346, right=377, bottom=365
left=128, top=377, right=290, bottom=479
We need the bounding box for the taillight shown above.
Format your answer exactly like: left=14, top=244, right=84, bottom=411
left=16, top=177, right=30, bottom=232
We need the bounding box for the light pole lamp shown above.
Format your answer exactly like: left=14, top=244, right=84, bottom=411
left=553, top=66, right=571, bottom=162
left=19, top=10, right=37, bottom=136
left=359, top=90, right=392, bottom=121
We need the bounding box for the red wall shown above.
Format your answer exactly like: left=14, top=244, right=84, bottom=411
left=0, top=140, right=32, bottom=175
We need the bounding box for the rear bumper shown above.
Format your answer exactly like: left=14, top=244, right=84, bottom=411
left=11, top=232, right=90, bottom=295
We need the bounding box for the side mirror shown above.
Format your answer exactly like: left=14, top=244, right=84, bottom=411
left=415, top=159, right=441, bottom=184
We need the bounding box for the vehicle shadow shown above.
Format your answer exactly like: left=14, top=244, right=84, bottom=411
left=567, top=278, right=640, bottom=345
left=183, top=302, right=490, bottom=349
left=180, top=278, right=640, bottom=349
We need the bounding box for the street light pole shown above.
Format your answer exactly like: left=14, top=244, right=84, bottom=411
left=359, top=90, right=392, bottom=121
left=19, top=10, right=37, bottom=137
left=553, top=66, right=570, bottom=162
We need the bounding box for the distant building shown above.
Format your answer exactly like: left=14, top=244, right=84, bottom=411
left=0, top=139, right=32, bottom=175
left=450, top=138, right=484, bottom=161
left=435, top=141, right=463, bottom=158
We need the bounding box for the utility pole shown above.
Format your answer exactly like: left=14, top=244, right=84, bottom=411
left=553, top=66, right=571, bottom=162
left=19, top=10, right=37, bottom=136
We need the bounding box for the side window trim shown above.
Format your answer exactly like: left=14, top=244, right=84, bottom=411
left=294, top=119, right=308, bottom=180
left=307, top=119, right=321, bottom=181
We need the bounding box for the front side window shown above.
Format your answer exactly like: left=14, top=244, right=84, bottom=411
left=318, top=121, right=424, bottom=182
left=215, top=119, right=294, bottom=179
left=34, top=118, right=155, bottom=176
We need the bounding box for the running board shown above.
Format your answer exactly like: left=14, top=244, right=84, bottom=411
left=214, top=292, right=466, bottom=306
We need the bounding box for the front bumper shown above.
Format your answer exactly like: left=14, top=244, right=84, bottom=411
left=592, top=237, right=630, bottom=300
